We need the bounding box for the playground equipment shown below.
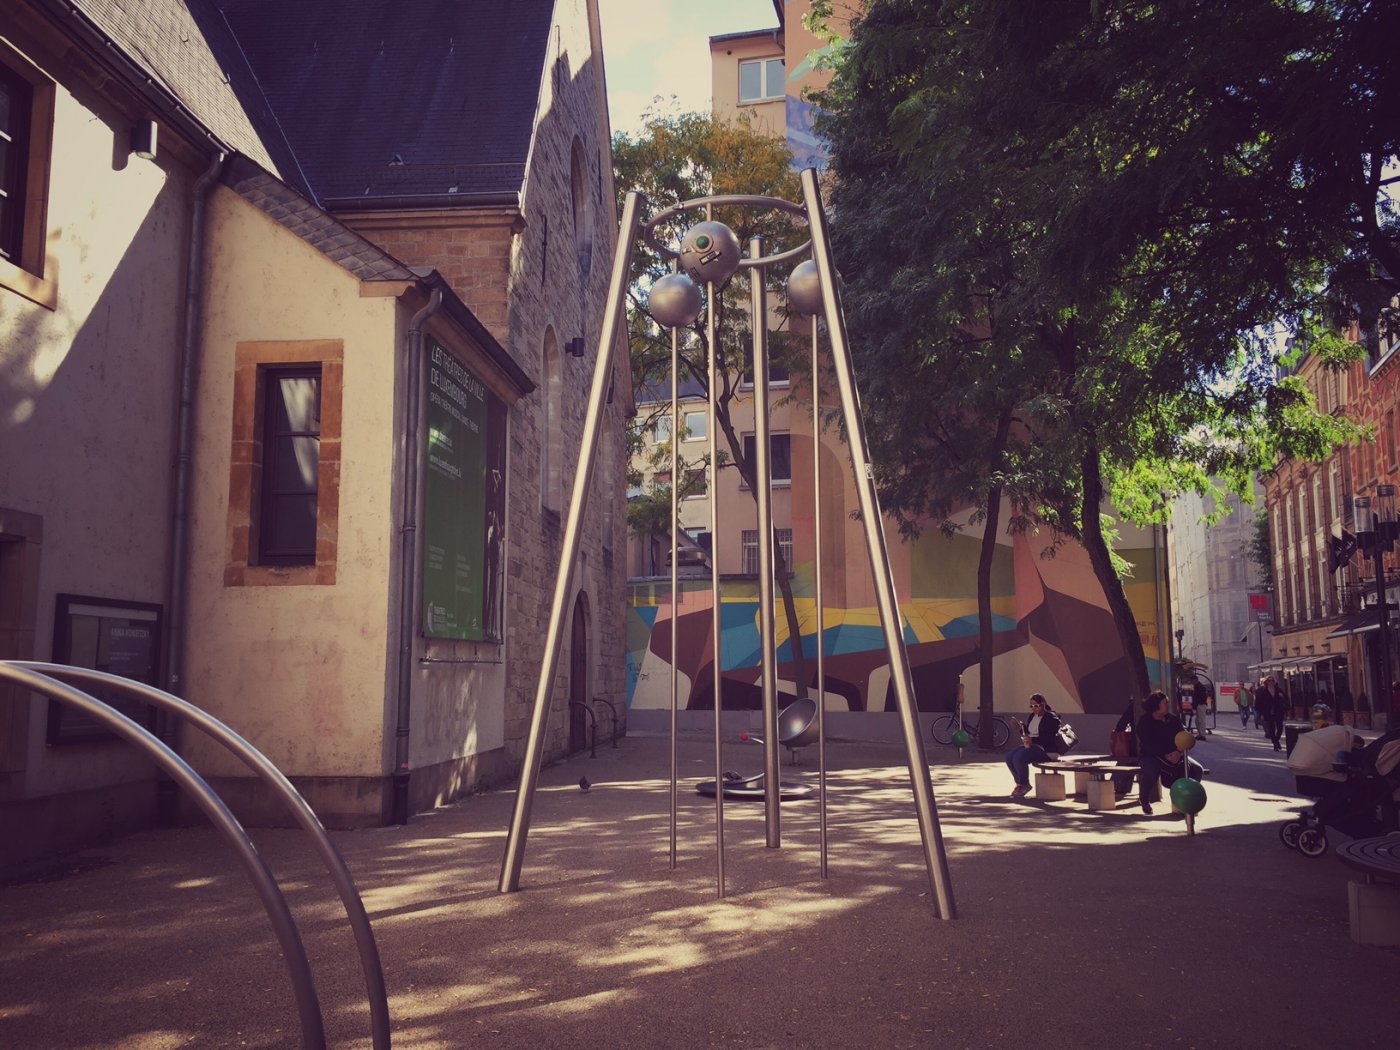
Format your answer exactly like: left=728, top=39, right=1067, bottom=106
left=497, top=169, right=957, bottom=919
left=0, top=661, right=389, bottom=1050
left=696, top=696, right=820, bottom=801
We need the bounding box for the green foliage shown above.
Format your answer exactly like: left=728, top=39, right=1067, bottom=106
left=815, top=0, right=1394, bottom=696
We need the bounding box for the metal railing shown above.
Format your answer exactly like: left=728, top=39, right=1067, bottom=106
left=0, top=662, right=390, bottom=1049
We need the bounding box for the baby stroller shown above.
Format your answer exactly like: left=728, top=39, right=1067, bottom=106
left=1279, top=725, right=1400, bottom=857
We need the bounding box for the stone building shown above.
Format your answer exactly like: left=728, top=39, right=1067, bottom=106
left=1, top=0, right=628, bottom=861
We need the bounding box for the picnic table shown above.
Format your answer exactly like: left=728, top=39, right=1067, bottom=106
left=1031, top=755, right=1134, bottom=810
left=1336, top=835, right=1400, bottom=946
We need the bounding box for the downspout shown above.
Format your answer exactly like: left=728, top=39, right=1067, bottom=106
left=161, top=151, right=226, bottom=825
left=392, top=286, right=444, bottom=825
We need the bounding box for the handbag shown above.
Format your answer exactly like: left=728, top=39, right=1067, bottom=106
left=1109, top=729, right=1131, bottom=759
left=1054, top=720, right=1078, bottom=753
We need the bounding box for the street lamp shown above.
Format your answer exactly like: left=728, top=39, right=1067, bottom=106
left=1354, top=487, right=1398, bottom=721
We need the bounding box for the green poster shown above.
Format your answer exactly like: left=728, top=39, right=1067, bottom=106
left=423, top=341, right=490, bottom=640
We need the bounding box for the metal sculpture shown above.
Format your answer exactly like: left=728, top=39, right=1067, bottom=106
left=498, top=171, right=957, bottom=918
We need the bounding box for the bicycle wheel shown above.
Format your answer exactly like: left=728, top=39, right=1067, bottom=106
left=930, top=715, right=957, bottom=746
left=990, top=717, right=1012, bottom=750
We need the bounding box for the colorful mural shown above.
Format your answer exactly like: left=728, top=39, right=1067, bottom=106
left=626, top=521, right=1166, bottom=717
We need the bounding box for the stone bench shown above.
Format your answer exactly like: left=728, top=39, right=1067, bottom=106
left=1032, top=757, right=1132, bottom=810
left=1337, top=836, right=1400, bottom=946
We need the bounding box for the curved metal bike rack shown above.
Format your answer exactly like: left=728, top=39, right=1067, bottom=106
left=1, top=661, right=392, bottom=1049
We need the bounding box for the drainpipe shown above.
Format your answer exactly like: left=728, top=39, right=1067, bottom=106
left=161, top=151, right=226, bottom=825
left=392, top=286, right=444, bottom=824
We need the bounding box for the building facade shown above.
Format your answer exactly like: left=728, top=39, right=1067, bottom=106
left=1, top=0, right=629, bottom=862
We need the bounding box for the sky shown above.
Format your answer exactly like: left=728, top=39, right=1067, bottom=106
left=598, top=0, right=780, bottom=137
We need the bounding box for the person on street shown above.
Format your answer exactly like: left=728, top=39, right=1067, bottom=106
left=1239, top=681, right=1255, bottom=727
left=1257, top=675, right=1288, bottom=751
left=1136, top=690, right=1191, bottom=817
left=1006, top=693, right=1062, bottom=798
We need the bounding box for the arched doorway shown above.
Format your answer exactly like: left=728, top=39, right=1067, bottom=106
left=569, top=594, right=588, bottom=753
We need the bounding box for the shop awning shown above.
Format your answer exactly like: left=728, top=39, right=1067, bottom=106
left=1325, top=610, right=1387, bottom=639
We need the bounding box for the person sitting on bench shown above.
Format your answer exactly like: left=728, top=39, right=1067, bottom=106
left=1137, top=689, right=1194, bottom=817
left=1006, top=693, right=1061, bottom=799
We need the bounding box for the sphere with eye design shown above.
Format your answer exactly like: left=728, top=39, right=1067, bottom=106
left=679, top=220, right=742, bottom=285
left=647, top=272, right=703, bottom=329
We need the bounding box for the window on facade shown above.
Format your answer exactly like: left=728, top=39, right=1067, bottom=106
left=543, top=330, right=563, bottom=512
left=740, top=360, right=791, bottom=388
left=684, top=466, right=706, bottom=498
left=683, top=409, right=707, bottom=441
left=225, top=340, right=342, bottom=587
left=570, top=137, right=593, bottom=279
left=0, top=43, right=56, bottom=306
left=741, top=528, right=793, bottom=575
left=739, top=57, right=784, bottom=102
left=741, top=433, right=792, bottom=485
left=655, top=414, right=673, bottom=442
left=258, top=366, right=322, bottom=565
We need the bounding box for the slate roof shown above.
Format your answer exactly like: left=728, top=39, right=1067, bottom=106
left=212, top=0, right=555, bottom=205
left=59, top=0, right=306, bottom=193
left=61, top=1, right=555, bottom=207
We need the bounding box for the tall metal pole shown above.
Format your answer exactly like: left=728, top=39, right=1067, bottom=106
left=811, top=317, right=829, bottom=877
left=706, top=207, right=727, bottom=898
left=669, top=295, right=681, bottom=869
left=799, top=168, right=956, bottom=918
left=748, top=237, right=781, bottom=844
left=499, top=191, right=644, bottom=893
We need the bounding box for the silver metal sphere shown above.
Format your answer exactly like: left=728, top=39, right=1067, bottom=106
left=786, top=259, right=824, bottom=316
left=679, top=220, right=742, bottom=286
left=648, top=272, right=703, bottom=329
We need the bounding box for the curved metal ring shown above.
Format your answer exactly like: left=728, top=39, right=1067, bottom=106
left=642, top=193, right=809, bottom=262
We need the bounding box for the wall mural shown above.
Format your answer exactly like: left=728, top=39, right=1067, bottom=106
left=626, top=524, right=1165, bottom=717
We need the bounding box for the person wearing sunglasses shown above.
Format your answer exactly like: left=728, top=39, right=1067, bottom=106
left=1006, top=693, right=1062, bottom=798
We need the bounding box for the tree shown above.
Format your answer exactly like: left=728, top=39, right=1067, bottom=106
left=817, top=0, right=1367, bottom=701
left=614, top=111, right=814, bottom=698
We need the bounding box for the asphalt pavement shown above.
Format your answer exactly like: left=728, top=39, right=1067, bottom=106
left=1, top=719, right=1396, bottom=1049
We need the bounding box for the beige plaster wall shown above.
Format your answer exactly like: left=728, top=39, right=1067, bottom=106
left=182, top=186, right=399, bottom=783
left=710, top=31, right=786, bottom=135
left=0, top=68, right=190, bottom=800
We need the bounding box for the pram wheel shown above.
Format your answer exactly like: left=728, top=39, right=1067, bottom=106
left=1296, top=827, right=1329, bottom=857
left=1279, top=820, right=1303, bottom=849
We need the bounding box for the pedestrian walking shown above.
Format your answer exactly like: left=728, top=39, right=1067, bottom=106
left=1238, top=681, right=1255, bottom=727
left=1257, top=675, right=1288, bottom=751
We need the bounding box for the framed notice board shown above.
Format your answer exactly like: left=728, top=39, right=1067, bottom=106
left=46, top=593, right=162, bottom=744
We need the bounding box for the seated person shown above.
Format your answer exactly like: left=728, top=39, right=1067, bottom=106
left=1136, top=689, right=1200, bottom=816
left=1006, top=693, right=1062, bottom=799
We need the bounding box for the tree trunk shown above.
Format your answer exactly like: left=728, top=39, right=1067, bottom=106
left=1079, top=437, right=1152, bottom=702
left=976, top=484, right=1004, bottom=747
left=977, top=409, right=1014, bottom=746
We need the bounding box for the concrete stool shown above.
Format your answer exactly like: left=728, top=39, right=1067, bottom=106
left=1086, top=779, right=1117, bottom=811
left=1348, top=881, right=1400, bottom=946
left=1034, top=771, right=1066, bottom=801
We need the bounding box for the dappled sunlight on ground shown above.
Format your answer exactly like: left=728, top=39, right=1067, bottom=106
left=2, top=727, right=1395, bottom=1048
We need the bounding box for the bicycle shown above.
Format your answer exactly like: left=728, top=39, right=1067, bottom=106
left=930, top=696, right=1013, bottom=749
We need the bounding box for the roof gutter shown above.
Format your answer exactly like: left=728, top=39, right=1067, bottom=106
left=31, top=0, right=232, bottom=156
left=391, top=287, right=444, bottom=825
left=324, top=191, right=521, bottom=212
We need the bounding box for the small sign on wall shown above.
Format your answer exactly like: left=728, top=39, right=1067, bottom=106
left=47, top=594, right=162, bottom=744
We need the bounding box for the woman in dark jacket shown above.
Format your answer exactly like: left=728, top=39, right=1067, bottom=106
left=1137, top=690, right=1189, bottom=815
left=1006, top=693, right=1062, bottom=798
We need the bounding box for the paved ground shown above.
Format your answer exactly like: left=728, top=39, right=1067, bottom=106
left=1, top=720, right=1396, bottom=1049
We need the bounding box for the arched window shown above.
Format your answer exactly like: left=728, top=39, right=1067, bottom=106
left=542, top=328, right=563, bottom=512
left=570, top=137, right=593, bottom=279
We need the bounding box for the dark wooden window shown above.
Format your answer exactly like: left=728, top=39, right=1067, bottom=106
left=0, top=63, right=32, bottom=264
left=258, top=365, right=322, bottom=565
